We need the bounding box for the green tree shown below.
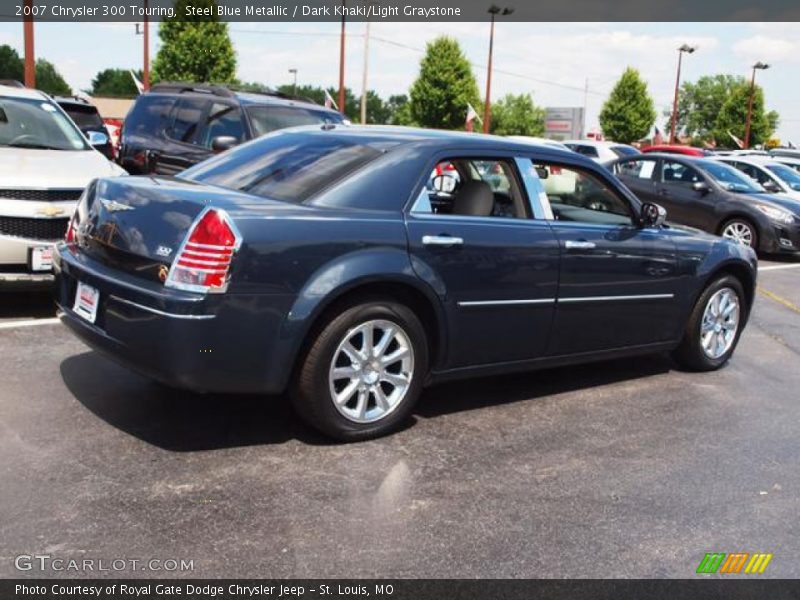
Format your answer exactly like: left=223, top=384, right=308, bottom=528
left=35, top=59, right=71, bottom=96
left=664, top=74, right=742, bottom=142
left=151, top=0, right=236, bottom=84
left=90, top=68, right=142, bottom=97
left=409, top=36, right=480, bottom=130
left=0, top=44, right=23, bottom=82
left=489, top=93, right=545, bottom=136
left=599, top=67, right=656, bottom=144
left=386, top=94, right=414, bottom=126
left=714, top=84, right=778, bottom=148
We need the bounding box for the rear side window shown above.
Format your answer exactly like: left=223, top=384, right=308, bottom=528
left=246, top=106, right=342, bottom=137
left=616, top=158, right=656, bottom=179
left=124, top=95, right=173, bottom=136
left=165, top=98, right=207, bottom=144
left=180, top=132, right=382, bottom=202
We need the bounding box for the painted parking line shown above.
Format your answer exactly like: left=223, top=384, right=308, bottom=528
left=0, top=317, right=61, bottom=330
left=760, top=264, right=800, bottom=272
left=758, top=287, right=800, bottom=316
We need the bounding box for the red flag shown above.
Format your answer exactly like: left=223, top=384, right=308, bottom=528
left=465, top=103, right=480, bottom=132
left=653, top=126, right=664, bottom=146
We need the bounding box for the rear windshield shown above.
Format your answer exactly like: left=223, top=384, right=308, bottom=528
left=62, top=105, right=104, bottom=129
left=180, top=131, right=382, bottom=202
left=611, top=145, right=639, bottom=157
left=246, top=106, right=343, bottom=137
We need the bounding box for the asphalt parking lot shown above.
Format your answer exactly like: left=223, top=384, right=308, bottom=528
left=1, top=255, right=799, bottom=579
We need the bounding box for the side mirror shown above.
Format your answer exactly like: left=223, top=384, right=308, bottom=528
left=692, top=180, right=711, bottom=194
left=211, top=135, right=239, bottom=153
left=640, top=202, right=667, bottom=228
left=87, top=131, right=108, bottom=147
left=534, top=166, right=549, bottom=180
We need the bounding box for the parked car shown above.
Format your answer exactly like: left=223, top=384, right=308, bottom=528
left=55, top=96, right=115, bottom=160
left=118, top=83, right=346, bottom=175
left=562, top=139, right=639, bottom=164
left=612, top=153, right=800, bottom=254
left=768, top=154, right=800, bottom=174
left=643, top=144, right=712, bottom=157
left=56, top=127, right=757, bottom=440
left=0, top=84, right=126, bottom=287
left=713, top=155, right=800, bottom=201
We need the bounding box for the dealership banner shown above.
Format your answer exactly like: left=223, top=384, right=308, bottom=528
left=4, top=580, right=800, bottom=599
left=2, top=0, right=799, bottom=22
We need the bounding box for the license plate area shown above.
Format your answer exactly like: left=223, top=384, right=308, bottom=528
left=73, top=281, right=100, bottom=324
left=28, top=246, right=54, bottom=272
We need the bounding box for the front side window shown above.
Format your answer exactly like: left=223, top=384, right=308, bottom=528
left=532, top=161, right=632, bottom=226
left=0, top=96, right=88, bottom=150
left=765, top=163, right=800, bottom=191
left=662, top=161, right=703, bottom=186
left=198, top=102, right=245, bottom=148
left=413, top=157, right=527, bottom=219
left=247, top=106, right=342, bottom=137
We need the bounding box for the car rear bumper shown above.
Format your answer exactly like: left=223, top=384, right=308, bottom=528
left=54, top=244, right=296, bottom=394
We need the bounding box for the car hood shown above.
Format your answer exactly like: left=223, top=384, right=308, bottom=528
left=0, top=147, right=126, bottom=188
left=740, top=192, right=800, bottom=215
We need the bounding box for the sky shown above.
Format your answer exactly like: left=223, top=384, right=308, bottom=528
left=1, top=21, right=799, bottom=141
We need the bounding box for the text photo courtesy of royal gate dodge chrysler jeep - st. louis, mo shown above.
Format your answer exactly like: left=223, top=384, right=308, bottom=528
left=1, top=0, right=800, bottom=597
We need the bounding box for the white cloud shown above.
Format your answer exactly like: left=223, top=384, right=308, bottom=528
left=733, top=35, right=798, bottom=65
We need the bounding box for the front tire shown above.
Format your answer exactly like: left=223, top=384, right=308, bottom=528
left=672, top=275, right=746, bottom=371
left=720, top=218, right=759, bottom=250
left=292, top=300, right=428, bottom=441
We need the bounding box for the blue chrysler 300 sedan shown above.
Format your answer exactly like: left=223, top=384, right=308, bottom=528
left=54, top=126, right=758, bottom=440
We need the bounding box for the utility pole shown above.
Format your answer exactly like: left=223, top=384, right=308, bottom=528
left=744, top=61, right=770, bottom=149
left=337, top=0, right=346, bottom=115
left=360, top=20, right=371, bottom=124
left=143, top=0, right=150, bottom=91
left=289, top=68, right=298, bottom=96
left=582, top=77, right=588, bottom=138
left=23, top=0, right=35, bottom=88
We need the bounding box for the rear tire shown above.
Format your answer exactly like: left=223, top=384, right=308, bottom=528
left=291, top=300, right=428, bottom=442
left=672, top=275, right=746, bottom=371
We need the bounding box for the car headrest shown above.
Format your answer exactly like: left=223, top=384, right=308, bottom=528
left=453, top=180, right=494, bottom=217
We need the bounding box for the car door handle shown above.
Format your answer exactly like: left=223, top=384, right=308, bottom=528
left=422, top=235, right=464, bottom=247
left=564, top=240, right=596, bottom=250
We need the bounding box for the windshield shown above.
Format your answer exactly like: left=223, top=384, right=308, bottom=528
left=0, top=96, right=88, bottom=150
left=62, top=105, right=105, bottom=130
left=246, top=106, right=343, bottom=138
left=180, top=131, right=382, bottom=202
left=611, top=145, right=639, bottom=157
left=698, top=160, right=764, bottom=193
left=765, top=163, right=800, bottom=191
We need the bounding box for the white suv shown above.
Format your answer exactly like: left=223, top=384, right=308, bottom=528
left=0, top=84, right=126, bottom=287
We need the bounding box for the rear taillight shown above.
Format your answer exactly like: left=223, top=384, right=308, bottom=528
left=65, top=212, right=78, bottom=243
left=165, top=208, right=241, bottom=294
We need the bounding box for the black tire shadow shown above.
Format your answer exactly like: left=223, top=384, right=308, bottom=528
left=60, top=351, right=333, bottom=451
left=61, top=350, right=672, bottom=451
left=415, top=354, right=673, bottom=419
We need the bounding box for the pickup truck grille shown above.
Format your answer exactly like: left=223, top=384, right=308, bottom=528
left=0, top=217, right=70, bottom=241
left=0, top=189, right=83, bottom=202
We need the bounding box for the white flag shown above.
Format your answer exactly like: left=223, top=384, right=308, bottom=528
left=129, top=70, right=144, bottom=95
left=465, top=103, right=482, bottom=132
left=324, top=89, right=339, bottom=111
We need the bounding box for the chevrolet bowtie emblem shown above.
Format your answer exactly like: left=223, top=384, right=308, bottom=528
left=35, top=206, right=66, bottom=218
left=100, top=198, right=134, bottom=212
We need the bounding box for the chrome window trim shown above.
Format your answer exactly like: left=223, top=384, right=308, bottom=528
left=457, top=294, right=674, bottom=308
left=110, top=295, right=216, bottom=320
left=458, top=298, right=556, bottom=307
left=559, top=294, right=674, bottom=303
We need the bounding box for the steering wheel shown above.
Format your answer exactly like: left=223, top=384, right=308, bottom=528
left=9, top=134, right=41, bottom=145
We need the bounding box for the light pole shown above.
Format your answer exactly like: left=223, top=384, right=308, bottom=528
left=483, top=4, right=513, bottom=134
left=669, top=43, right=696, bottom=144
left=744, top=61, right=770, bottom=149
left=360, top=20, right=371, bottom=124
left=289, top=68, right=298, bottom=96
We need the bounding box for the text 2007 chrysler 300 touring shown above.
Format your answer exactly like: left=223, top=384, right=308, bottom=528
left=54, top=126, right=758, bottom=440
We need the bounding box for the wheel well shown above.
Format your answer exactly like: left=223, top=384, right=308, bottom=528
left=716, top=214, right=757, bottom=235
left=290, top=281, right=443, bottom=381
left=707, top=263, right=755, bottom=313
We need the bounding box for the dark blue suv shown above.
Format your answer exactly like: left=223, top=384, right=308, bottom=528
left=118, top=83, right=345, bottom=176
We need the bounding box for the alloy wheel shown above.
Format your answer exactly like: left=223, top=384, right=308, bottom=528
left=721, top=221, right=754, bottom=247
left=700, top=287, right=740, bottom=359
left=328, top=319, right=415, bottom=423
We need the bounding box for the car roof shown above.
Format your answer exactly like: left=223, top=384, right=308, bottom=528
left=265, top=124, right=583, bottom=160
left=0, top=84, right=49, bottom=101
left=716, top=155, right=785, bottom=168
left=562, top=139, right=629, bottom=148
